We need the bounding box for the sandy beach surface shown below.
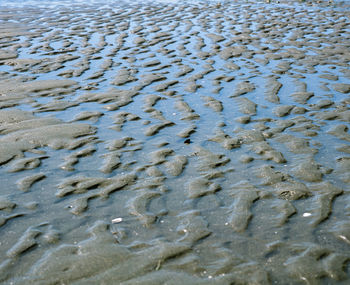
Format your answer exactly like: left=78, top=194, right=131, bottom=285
left=0, top=0, right=349, bottom=283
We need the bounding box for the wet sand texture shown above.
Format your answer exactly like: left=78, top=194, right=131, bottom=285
left=0, top=0, right=350, bottom=284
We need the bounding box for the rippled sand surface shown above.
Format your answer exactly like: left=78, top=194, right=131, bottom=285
left=0, top=0, right=349, bottom=283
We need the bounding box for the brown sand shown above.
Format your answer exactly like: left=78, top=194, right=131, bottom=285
left=0, top=0, right=349, bottom=284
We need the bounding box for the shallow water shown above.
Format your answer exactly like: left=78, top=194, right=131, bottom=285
left=0, top=0, right=349, bottom=284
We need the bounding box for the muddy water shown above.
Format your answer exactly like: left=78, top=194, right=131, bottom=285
left=0, top=0, right=349, bottom=283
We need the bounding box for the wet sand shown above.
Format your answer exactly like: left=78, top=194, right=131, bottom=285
left=0, top=0, right=350, bottom=283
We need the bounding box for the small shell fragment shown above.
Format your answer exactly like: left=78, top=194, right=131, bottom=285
left=112, top=217, right=123, bottom=223
left=302, top=213, right=311, bottom=217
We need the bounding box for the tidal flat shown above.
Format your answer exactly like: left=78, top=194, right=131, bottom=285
left=0, top=0, right=349, bottom=283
